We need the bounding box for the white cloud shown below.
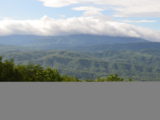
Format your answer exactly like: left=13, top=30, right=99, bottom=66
left=38, top=0, right=160, bottom=17
left=121, top=20, right=157, bottom=23
left=72, top=6, right=105, bottom=16
left=38, top=0, right=78, bottom=7
left=0, top=16, right=160, bottom=41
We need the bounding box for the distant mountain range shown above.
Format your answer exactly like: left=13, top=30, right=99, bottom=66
left=0, top=34, right=149, bottom=50
left=0, top=34, right=160, bottom=81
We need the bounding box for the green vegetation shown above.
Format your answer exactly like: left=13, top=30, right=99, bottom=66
left=1, top=35, right=160, bottom=81
left=1, top=49, right=160, bottom=81
left=95, top=74, right=132, bottom=82
left=1, top=42, right=160, bottom=81
left=0, top=56, right=129, bottom=82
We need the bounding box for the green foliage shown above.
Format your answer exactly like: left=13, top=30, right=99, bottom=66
left=3, top=43, right=160, bottom=81
left=95, top=74, right=133, bottom=82
left=61, top=75, right=80, bottom=82
left=96, top=74, right=124, bottom=82
left=3, top=49, right=160, bottom=81
left=0, top=57, right=127, bottom=82
left=0, top=57, right=65, bottom=82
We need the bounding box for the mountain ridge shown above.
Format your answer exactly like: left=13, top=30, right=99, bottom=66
left=0, top=34, right=149, bottom=50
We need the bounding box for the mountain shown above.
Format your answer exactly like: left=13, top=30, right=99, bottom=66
left=1, top=49, right=160, bottom=81
left=76, top=42, right=160, bottom=52
left=0, top=34, right=148, bottom=50
left=0, top=34, right=160, bottom=81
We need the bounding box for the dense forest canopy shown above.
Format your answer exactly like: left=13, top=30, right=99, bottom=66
left=0, top=56, right=129, bottom=82
left=1, top=47, right=160, bottom=81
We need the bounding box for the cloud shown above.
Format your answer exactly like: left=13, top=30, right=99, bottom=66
left=121, top=20, right=157, bottom=23
left=38, top=0, right=160, bottom=17
left=72, top=6, right=105, bottom=16
left=0, top=16, right=160, bottom=41
left=38, top=0, right=78, bottom=7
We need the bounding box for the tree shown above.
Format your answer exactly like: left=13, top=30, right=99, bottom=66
left=96, top=74, right=125, bottom=82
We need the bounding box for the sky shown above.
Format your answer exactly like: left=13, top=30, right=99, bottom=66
left=0, top=0, right=160, bottom=41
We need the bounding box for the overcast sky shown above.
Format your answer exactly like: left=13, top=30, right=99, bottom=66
left=0, top=0, right=160, bottom=41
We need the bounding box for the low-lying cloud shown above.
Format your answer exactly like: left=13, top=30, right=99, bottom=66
left=0, top=16, right=160, bottom=41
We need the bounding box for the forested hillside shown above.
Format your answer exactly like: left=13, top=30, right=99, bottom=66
left=0, top=57, right=128, bottom=82
left=0, top=35, right=160, bottom=81
left=1, top=44, right=160, bottom=81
